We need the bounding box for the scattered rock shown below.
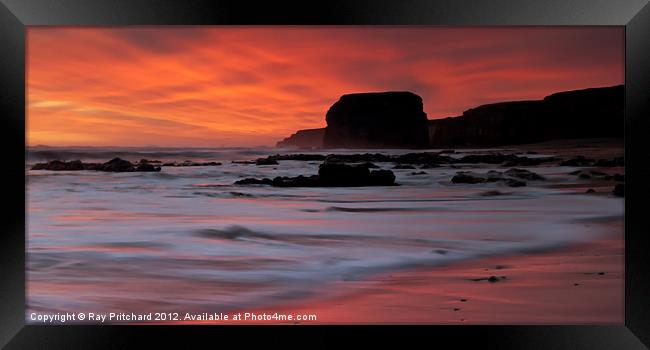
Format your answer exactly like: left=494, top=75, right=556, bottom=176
left=469, top=275, right=506, bottom=283
left=272, top=175, right=320, bottom=187
left=585, top=188, right=596, bottom=194
left=503, top=168, right=545, bottom=180
left=235, top=178, right=273, bottom=185
left=31, top=160, right=84, bottom=171
left=410, top=171, right=428, bottom=175
left=31, top=157, right=161, bottom=172
left=594, top=157, right=624, bottom=167
left=451, top=170, right=529, bottom=187
left=255, top=158, right=279, bottom=165
left=560, top=156, right=594, bottom=166
left=235, top=161, right=397, bottom=187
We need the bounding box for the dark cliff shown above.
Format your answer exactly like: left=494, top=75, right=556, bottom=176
left=276, top=128, right=325, bottom=148
left=428, top=85, right=623, bottom=147
left=323, top=91, right=430, bottom=148
left=276, top=85, right=623, bottom=149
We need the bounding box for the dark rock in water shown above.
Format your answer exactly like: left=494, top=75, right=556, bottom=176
left=138, top=159, right=161, bottom=164
left=31, top=160, right=84, bottom=171
left=469, top=275, right=505, bottom=283
left=31, top=158, right=160, bottom=172
left=318, top=162, right=371, bottom=186
left=560, top=156, right=595, bottom=166
left=231, top=160, right=257, bottom=165
left=323, top=91, right=429, bottom=148
left=453, top=153, right=555, bottom=166
left=393, top=164, right=415, bottom=169
left=594, top=157, right=624, bottom=167
left=393, top=152, right=453, bottom=165
left=503, top=168, right=545, bottom=181
left=101, top=157, right=135, bottom=172
left=613, top=184, right=624, bottom=197
left=451, top=172, right=487, bottom=184
left=428, top=85, right=623, bottom=147
left=451, top=170, right=528, bottom=187
left=255, top=158, right=279, bottom=165
left=135, top=163, right=161, bottom=172
left=276, top=128, right=325, bottom=148
left=369, top=169, right=396, bottom=186
left=362, top=162, right=380, bottom=169
left=455, top=153, right=516, bottom=164
left=568, top=170, right=583, bottom=175
left=585, top=188, right=596, bottom=194
left=578, top=173, right=591, bottom=179
left=502, top=156, right=555, bottom=167
left=235, top=178, right=273, bottom=185
left=272, top=175, right=320, bottom=187
left=235, top=161, right=397, bottom=187
left=410, top=171, right=428, bottom=175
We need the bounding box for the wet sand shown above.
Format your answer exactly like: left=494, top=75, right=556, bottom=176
left=264, top=223, right=623, bottom=324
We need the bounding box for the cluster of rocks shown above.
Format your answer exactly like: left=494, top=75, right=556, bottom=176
left=247, top=151, right=558, bottom=169
left=569, top=169, right=624, bottom=181
left=567, top=169, right=625, bottom=197
left=451, top=168, right=545, bottom=187
left=560, top=156, right=624, bottom=167
left=235, top=160, right=396, bottom=187
left=31, top=158, right=161, bottom=172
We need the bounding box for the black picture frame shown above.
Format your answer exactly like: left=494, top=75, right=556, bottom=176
left=1, top=0, right=649, bottom=348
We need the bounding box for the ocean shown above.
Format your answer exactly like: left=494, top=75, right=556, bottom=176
left=25, top=146, right=623, bottom=319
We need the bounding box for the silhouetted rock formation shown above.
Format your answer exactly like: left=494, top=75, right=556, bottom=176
left=235, top=160, right=396, bottom=187
left=428, top=85, right=623, bottom=146
left=278, top=85, right=623, bottom=149
left=323, top=91, right=429, bottom=148
left=31, top=157, right=161, bottom=172
left=276, top=128, right=325, bottom=148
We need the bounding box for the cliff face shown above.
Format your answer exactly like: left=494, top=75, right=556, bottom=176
left=276, top=128, right=325, bottom=148
left=323, top=91, right=430, bottom=148
left=277, top=85, right=623, bottom=149
left=429, top=85, right=623, bottom=146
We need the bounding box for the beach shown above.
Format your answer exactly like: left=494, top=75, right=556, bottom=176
left=26, top=139, right=624, bottom=324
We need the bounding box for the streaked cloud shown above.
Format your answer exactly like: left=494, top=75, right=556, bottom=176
left=27, top=27, right=623, bottom=147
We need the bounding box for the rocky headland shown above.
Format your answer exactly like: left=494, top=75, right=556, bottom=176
left=277, top=85, right=623, bottom=149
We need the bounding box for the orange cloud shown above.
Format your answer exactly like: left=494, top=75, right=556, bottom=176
left=27, top=27, right=623, bottom=147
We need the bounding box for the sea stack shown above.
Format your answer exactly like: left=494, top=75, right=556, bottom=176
left=323, top=91, right=430, bottom=148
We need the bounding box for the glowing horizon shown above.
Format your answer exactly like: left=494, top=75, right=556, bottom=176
left=27, top=27, right=623, bottom=147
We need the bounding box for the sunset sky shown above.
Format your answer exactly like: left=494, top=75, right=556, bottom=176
left=27, top=27, right=623, bottom=147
